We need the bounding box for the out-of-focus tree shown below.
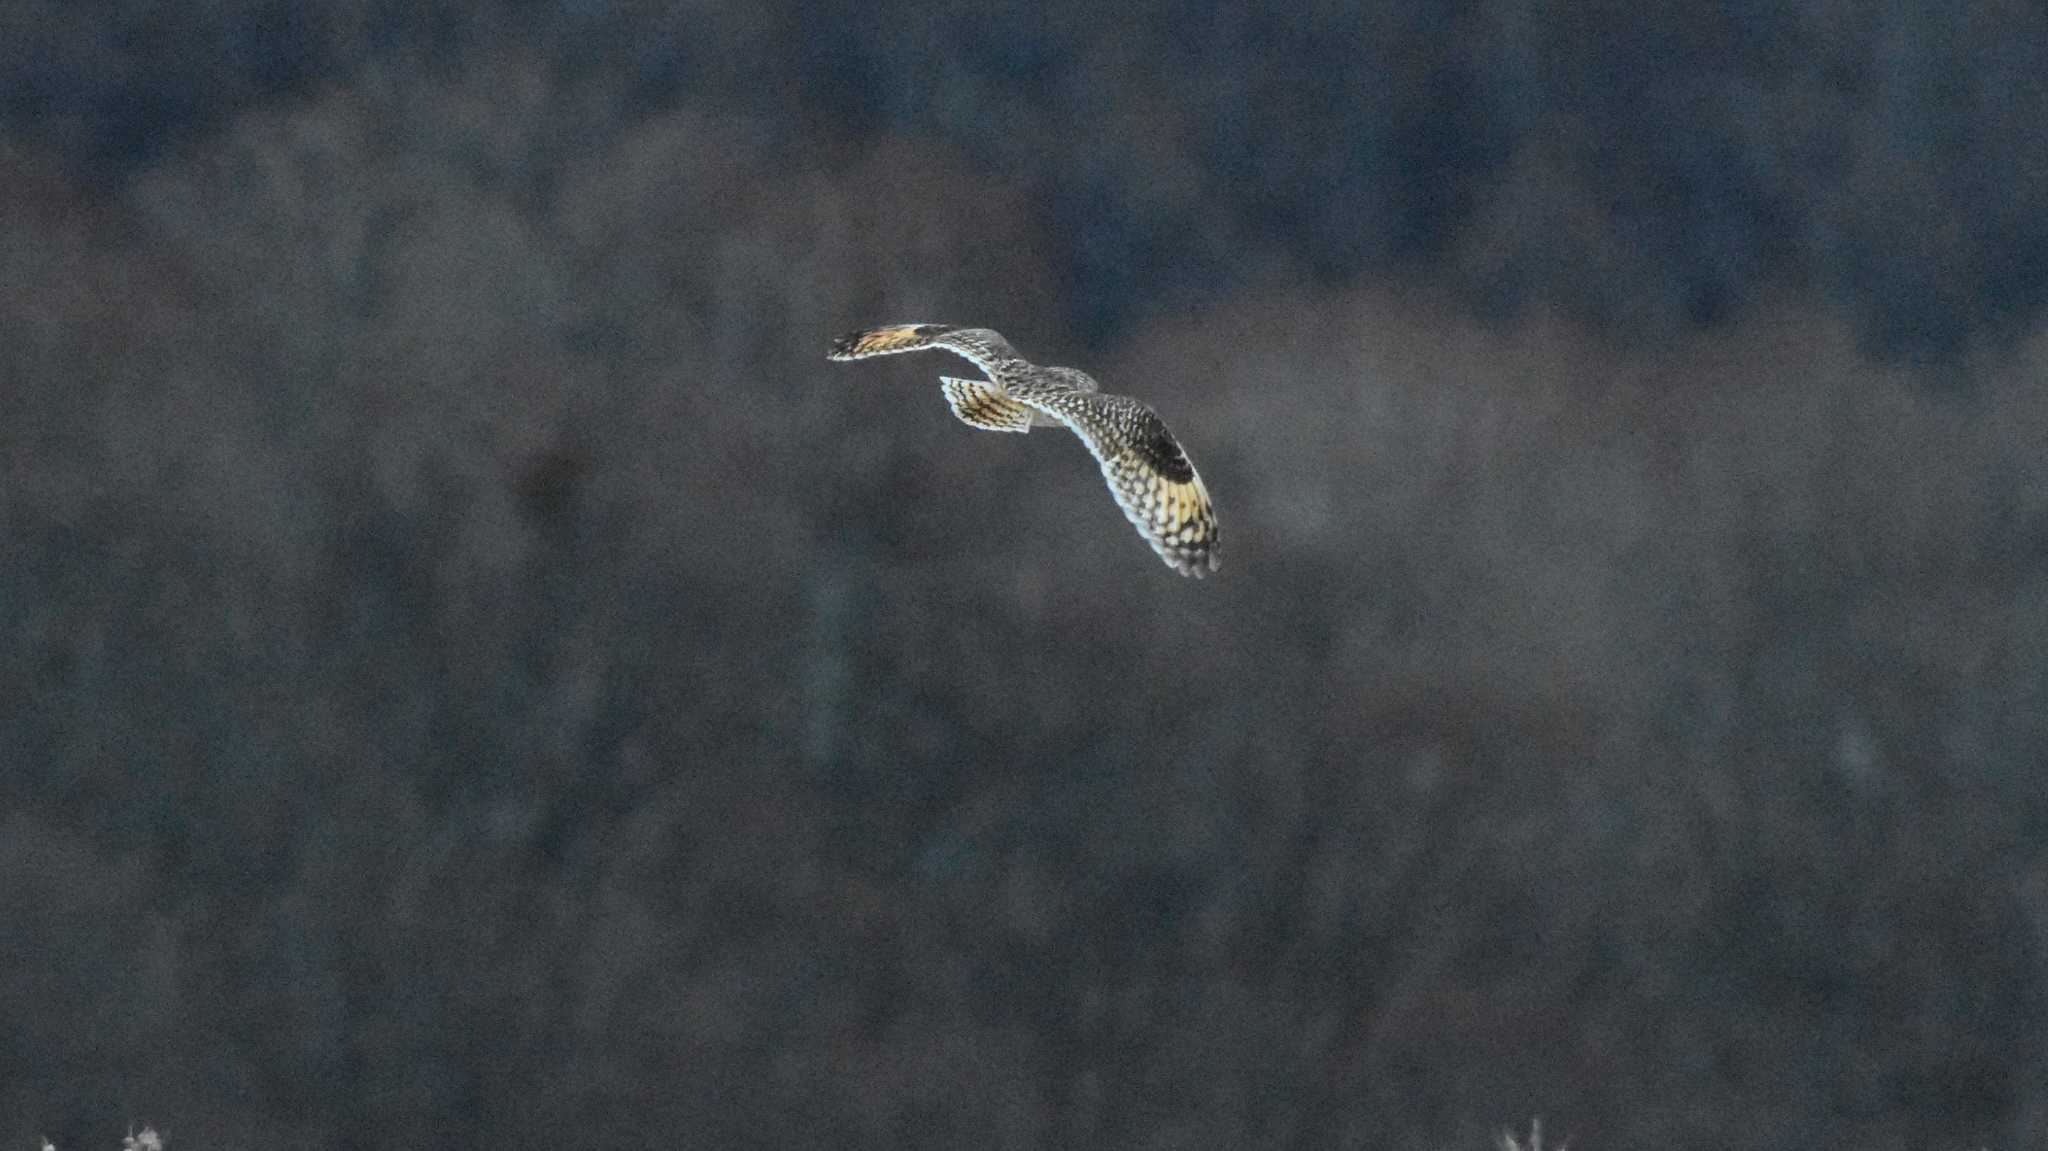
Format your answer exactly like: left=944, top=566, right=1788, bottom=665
left=15, top=0, right=2048, bottom=353
left=8, top=8, right=2048, bottom=1151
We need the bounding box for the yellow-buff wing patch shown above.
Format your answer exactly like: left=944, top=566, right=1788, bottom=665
left=938, top=377, right=1035, bottom=433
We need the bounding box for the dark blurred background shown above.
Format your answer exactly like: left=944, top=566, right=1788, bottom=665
left=5, top=3, right=2048, bottom=1148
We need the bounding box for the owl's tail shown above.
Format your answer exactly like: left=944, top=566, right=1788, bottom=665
left=938, top=377, right=1036, bottom=433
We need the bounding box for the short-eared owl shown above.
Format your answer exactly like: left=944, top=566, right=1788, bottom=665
left=828, top=324, right=1219, bottom=577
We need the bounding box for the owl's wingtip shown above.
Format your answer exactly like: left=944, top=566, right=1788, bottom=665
left=825, top=330, right=865, bottom=360
left=827, top=323, right=953, bottom=361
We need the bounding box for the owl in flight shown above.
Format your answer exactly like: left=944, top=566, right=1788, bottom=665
left=828, top=324, right=1219, bottom=576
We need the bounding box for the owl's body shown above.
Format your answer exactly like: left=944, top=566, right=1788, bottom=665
left=827, top=323, right=1219, bottom=577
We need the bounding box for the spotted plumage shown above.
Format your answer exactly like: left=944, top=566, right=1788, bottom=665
left=828, top=323, right=1219, bottom=576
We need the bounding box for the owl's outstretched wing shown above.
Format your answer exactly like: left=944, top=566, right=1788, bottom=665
left=827, top=323, right=1028, bottom=386
left=1008, top=388, right=1220, bottom=577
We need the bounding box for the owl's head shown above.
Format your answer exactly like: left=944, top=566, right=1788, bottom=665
left=1042, top=366, right=1100, bottom=393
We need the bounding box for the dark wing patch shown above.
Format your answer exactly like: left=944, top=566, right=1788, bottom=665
left=1129, top=408, right=1196, bottom=482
